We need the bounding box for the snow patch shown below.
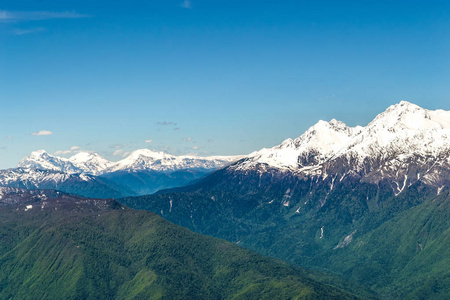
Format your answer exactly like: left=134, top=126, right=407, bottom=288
left=334, top=230, right=356, bottom=249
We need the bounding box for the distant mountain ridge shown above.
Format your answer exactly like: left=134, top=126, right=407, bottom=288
left=18, top=149, right=243, bottom=175
left=7, top=149, right=243, bottom=197
left=0, top=168, right=133, bottom=199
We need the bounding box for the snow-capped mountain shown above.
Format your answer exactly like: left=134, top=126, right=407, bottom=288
left=111, top=149, right=242, bottom=172
left=18, top=150, right=112, bottom=175
left=0, top=168, right=133, bottom=199
left=18, top=150, right=81, bottom=174
left=237, top=119, right=363, bottom=170
left=18, top=149, right=242, bottom=175
left=69, top=152, right=114, bottom=175
left=232, top=101, right=450, bottom=193
left=14, top=149, right=243, bottom=197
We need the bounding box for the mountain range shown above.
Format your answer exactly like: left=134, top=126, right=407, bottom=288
left=2, top=101, right=449, bottom=298
left=0, top=150, right=242, bottom=198
left=18, top=149, right=241, bottom=175
left=120, top=101, right=450, bottom=299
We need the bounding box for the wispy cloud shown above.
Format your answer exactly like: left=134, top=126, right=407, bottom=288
left=109, top=143, right=126, bottom=149
left=12, top=27, right=45, bottom=35
left=192, top=146, right=199, bottom=150
left=0, top=10, right=90, bottom=22
left=54, top=146, right=81, bottom=156
left=181, top=0, right=192, bottom=9
left=113, top=150, right=124, bottom=156
left=156, top=121, right=177, bottom=126
left=54, top=150, right=72, bottom=155
left=112, top=149, right=131, bottom=157
left=145, top=139, right=153, bottom=143
left=32, top=130, right=52, bottom=136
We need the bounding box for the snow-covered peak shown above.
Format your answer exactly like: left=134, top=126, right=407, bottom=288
left=18, top=150, right=81, bottom=174
left=234, top=101, right=450, bottom=172
left=17, top=148, right=242, bottom=174
left=239, top=119, right=361, bottom=170
left=369, top=100, right=450, bottom=131
left=69, top=152, right=113, bottom=175
left=292, top=119, right=362, bottom=153
left=340, top=101, right=450, bottom=158
left=112, top=149, right=242, bottom=172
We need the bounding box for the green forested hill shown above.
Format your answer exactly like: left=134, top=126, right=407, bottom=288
left=0, top=194, right=363, bottom=300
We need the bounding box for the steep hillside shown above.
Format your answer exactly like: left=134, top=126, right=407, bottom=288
left=0, top=189, right=364, bottom=300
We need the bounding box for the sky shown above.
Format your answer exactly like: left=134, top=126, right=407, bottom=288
left=0, top=0, right=449, bottom=168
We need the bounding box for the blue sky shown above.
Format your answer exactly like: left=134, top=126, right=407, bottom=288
left=0, top=0, right=449, bottom=168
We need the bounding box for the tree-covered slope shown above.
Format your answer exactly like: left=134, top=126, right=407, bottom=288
left=120, top=169, right=450, bottom=299
left=325, top=192, right=450, bottom=299
left=0, top=192, right=362, bottom=300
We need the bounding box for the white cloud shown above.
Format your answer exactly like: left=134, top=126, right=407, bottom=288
left=145, top=139, right=153, bottom=143
left=183, top=137, right=192, bottom=142
left=32, top=130, right=52, bottom=136
left=54, top=150, right=72, bottom=155
left=113, top=150, right=124, bottom=156
left=192, top=146, right=199, bottom=150
left=54, top=146, right=81, bottom=156
left=13, top=27, right=45, bottom=35
left=181, top=0, right=192, bottom=9
left=0, top=10, right=90, bottom=22
left=156, top=121, right=177, bottom=126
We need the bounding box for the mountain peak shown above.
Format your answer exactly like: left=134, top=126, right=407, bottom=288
left=292, top=118, right=360, bottom=153
left=68, top=152, right=112, bottom=175
left=29, top=149, right=49, bottom=157
left=369, top=101, right=450, bottom=131
left=70, top=151, right=105, bottom=162
left=18, top=150, right=80, bottom=174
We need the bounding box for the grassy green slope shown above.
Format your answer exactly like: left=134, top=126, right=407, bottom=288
left=0, top=201, right=361, bottom=300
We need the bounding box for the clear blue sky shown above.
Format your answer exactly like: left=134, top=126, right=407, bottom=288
left=0, top=0, right=449, bottom=168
